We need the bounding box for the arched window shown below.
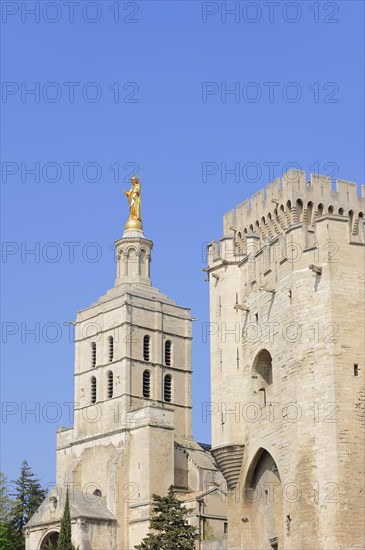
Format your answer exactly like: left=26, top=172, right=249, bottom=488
left=317, top=203, right=324, bottom=216
left=253, top=349, right=273, bottom=385
left=107, top=371, right=113, bottom=399
left=338, top=207, right=344, bottom=216
left=165, top=340, right=172, bottom=366
left=164, top=374, right=172, bottom=403
left=143, top=370, right=151, bottom=398
left=91, top=376, right=97, bottom=403
left=143, top=335, right=150, bottom=361
left=91, top=342, right=96, bottom=368
left=328, top=205, right=334, bottom=214
left=108, top=336, right=114, bottom=362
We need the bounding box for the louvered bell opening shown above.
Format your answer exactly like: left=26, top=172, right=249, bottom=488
left=91, top=342, right=96, bottom=368
left=165, top=340, right=172, bottom=366
left=107, top=371, right=113, bottom=398
left=164, top=375, right=172, bottom=403
left=143, top=370, right=150, bottom=398
left=108, top=337, right=114, bottom=362
left=91, top=377, right=97, bottom=403
left=143, top=335, right=150, bottom=361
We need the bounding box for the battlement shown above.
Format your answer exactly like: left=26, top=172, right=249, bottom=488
left=223, top=170, right=365, bottom=236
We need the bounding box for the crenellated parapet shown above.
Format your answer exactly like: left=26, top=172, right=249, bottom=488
left=225, top=170, right=364, bottom=235
left=208, top=171, right=364, bottom=265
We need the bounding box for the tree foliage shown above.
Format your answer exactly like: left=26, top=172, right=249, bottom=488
left=0, top=461, right=47, bottom=550
left=11, top=460, right=46, bottom=542
left=0, top=474, right=20, bottom=550
left=134, top=486, right=198, bottom=550
left=57, top=488, right=77, bottom=550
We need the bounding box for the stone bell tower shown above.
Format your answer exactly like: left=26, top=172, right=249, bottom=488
left=25, top=177, right=223, bottom=550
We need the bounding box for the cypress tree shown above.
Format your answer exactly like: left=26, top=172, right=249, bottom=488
left=57, top=488, right=77, bottom=550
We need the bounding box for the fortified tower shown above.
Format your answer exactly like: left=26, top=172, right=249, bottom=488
left=206, top=170, right=365, bottom=549
left=26, top=178, right=226, bottom=550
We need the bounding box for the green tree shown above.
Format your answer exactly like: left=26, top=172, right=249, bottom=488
left=11, top=461, right=46, bottom=549
left=57, top=488, right=77, bottom=550
left=135, top=486, right=198, bottom=550
left=0, top=471, right=21, bottom=550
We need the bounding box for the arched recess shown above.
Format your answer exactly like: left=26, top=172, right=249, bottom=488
left=286, top=200, right=292, bottom=226
left=261, top=217, right=267, bottom=239
left=253, top=349, right=273, bottom=385
left=139, top=248, right=147, bottom=277
left=348, top=210, right=354, bottom=235
left=252, top=349, right=272, bottom=407
left=296, top=199, right=303, bottom=222
left=39, top=531, right=59, bottom=550
left=243, top=449, right=283, bottom=550
left=127, top=246, right=138, bottom=276
left=359, top=213, right=364, bottom=242
left=279, top=204, right=287, bottom=230
left=306, top=201, right=314, bottom=226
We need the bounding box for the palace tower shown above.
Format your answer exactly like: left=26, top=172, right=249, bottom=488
left=206, top=170, right=365, bottom=549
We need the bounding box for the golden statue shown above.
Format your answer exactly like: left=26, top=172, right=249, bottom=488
left=123, top=175, right=142, bottom=231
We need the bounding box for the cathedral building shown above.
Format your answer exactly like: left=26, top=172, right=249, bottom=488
left=206, top=170, right=365, bottom=549
left=25, top=178, right=226, bottom=550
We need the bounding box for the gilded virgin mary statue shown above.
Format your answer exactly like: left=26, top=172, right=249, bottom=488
left=123, top=176, right=142, bottom=231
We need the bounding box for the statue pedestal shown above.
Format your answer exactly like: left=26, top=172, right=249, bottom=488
left=124, top=217, right=143, bottom=232
left=122, top=229, right=145, bottom=239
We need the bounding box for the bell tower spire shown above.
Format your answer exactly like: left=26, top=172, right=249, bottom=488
left=115, top=176, right=153, bottom=286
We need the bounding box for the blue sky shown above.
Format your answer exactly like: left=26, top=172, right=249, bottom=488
left=1, top=0, right=364, bottom=487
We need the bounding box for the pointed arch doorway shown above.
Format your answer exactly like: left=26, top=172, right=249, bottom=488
left=244, top=449, right=284, bottom=549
